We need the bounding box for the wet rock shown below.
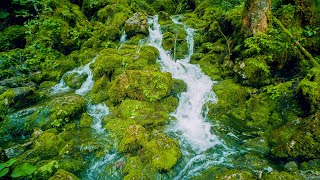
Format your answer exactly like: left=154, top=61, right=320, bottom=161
left=49, top=95, right=87, bottom=127
left=262, top=171, right=304, bottom=180
left=48, top=169, right=79, bottom=180
left=109, top=70, right=172, bottom=103
left=171, top=79, right=187, bottom=97
left=119, top=125, right=148, bottom=153
left=124, top=13, right=148, bottom=38
left=284, top=161, right=299, bottom=172
left=33, top=131, right=65, bottom=158
left=297, top=68, right=320, bottom=113
left=63, top=72, right=88, bottom=89
left=141, top=131, right=181, bottom=171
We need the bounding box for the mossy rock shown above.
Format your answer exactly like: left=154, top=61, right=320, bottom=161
left=138, top=45, right=159, bottom=65
left=124, top=13, right=148, bottom=38
left=141, top=131, right=181, bottom=171
left=49, top=95, right=87, bottom=128
left=109, top=70, right=172, bottom=103
left=112, top=98, right=177, bottom=127
left=79, top=113, right=93, bottom=128
left=63, top=72, right=88, bottom=89
left=33, top=131, right=65, bottom=158
left=297, top=68, right=320, bottom=113
left=192, top=166, right=255, bottom=180
left=214, top=169, right=256, bottom=180
left=0, top=25, right=26, bottom=51
left=171, top=79, right=187, bottom=97
left=262, top=171, right=304, bottom=180
left=122, top=155, right=157, bottom=180
left=119, top=125, right=148, bottom=153
left=48, top=169, right=79, bottom=180
left=91, top=49, right=126, bottom=80
left=269, top=116, right=320, bottom=159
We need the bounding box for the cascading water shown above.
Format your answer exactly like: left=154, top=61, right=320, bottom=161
left=147, top=15, right=233, bottom=178
left=51, top=55, right=98, bottom=95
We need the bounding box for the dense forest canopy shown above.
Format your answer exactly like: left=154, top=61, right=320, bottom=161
left=0, top=0, right=320, bottom=179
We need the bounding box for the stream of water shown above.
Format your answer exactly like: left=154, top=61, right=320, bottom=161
left=147, top=15, right=233, bottom=178
left=51, top=15, right=232, bottom=179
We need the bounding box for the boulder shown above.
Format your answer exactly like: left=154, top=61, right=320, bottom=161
left=124, top=13, right=149, bottom=38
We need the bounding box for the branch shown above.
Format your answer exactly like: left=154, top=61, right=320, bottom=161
left=272, top=16, right=320, bottom=68
left=219, top=29, right=231, bottom=62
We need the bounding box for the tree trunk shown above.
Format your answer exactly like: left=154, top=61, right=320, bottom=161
left=243, top=0, right=272, bottom=36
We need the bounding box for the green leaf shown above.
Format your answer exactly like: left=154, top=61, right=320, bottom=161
left=0, top=168, right=9, bottom=177
left=11, top=163, right=37, bottom=178
left=0, top=158, right=17, bottom=171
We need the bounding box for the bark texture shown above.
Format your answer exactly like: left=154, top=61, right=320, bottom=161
left=243, top=0, right=272, bottom=36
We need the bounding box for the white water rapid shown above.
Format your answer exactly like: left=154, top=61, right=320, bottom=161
left=147, top=15, right=232, bottom=179
left=148, top=15, right=223, bottom=152
left=51, top=55, right=98, bottom=96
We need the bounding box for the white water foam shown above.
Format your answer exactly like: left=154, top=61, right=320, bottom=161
left=87, top=102, right=109, bottom=134
left=147, top=15, right=223, bottom=152
left=51, top=55, right=98, bottom=95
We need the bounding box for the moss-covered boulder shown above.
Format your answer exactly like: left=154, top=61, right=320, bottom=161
left=124, top=13, right=148, bottom=38
left=0, top=87, right=36, bottom=118
left=269, top=115, right=320, bottom=159
left=109, top=70, right=172, bottom=103
left=0, top=25, right=26, bottom=51
left=49, top=95, right=87, bottom=127
left=171, top=79, right=187, bottom=97
left=123, top=156, right=149, bottom=180
left=297, top=68, right=320, bottom=113
left=63, top=72, right=88, bottom=89
left=141, top=131, right=181, bottom=171
left=33, top=131, right=65, bottom=158
left=113, top=98, right=177, bottom=127
left=262, top=171, right=304, bottom=180
left=48, top=169, right=79, bottom=180
left=119, top=125, right=148, bottom=153
left=192, top=166, right=255, bottom=180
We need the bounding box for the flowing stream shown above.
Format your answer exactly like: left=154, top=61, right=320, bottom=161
left=147, top=15, right=233, bottom=178
left=50, top=15, right=233, bottom=179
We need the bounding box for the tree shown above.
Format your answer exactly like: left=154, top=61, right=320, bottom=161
left=242, top=0, right=272, bottom=36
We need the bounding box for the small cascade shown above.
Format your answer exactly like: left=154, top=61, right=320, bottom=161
left=87, top=102, right=109, bottom=134
left=147, top=15, right=232, bottom=178
left=51, top=55, right=98, bottom=95
left=86, top=152, right=123, bottom=180
left=120, top=30, right=127, bottom=44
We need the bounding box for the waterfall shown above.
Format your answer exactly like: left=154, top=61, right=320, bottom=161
left=147, top=15, right=232, bottom=178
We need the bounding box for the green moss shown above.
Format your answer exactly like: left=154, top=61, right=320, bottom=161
left=63, top=72, right=88, bottom=89
left=48, top=169, right=79, bottom=180
left=33, top=131, right=65, bottom=158
left=79, top=113, right=93, bottom=128
left=119, top=125, right=148, bottom=153
left=49, top=95, right=87, bottom=128
left=109, top=70, right=172, bottom=103
left=171, top=79, right=187, bottom=97
left=297, top=68, right=320, bottom=113
left=138, top=45, right=159, bottom=65
left=141, top=131, right=181, bottom=171
left=112, top=98, right=177, bottom=127
left=192, top=166, right=255, bottom=180
left=122, top=156, right=155, bottom=179
left=262, top=171, right=304, bottom=180
left=269, top=117, right=320, bottom=159
left=0, top=25, right=26, bottom=51
left=105, top=118, right=136, bottom=140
